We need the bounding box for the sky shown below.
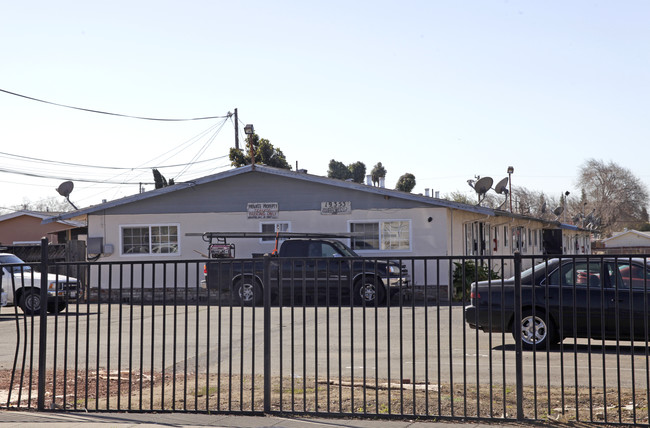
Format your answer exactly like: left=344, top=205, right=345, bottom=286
left=1, top=1, right=649, bottom=212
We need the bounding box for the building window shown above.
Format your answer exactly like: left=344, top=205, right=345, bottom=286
left=260, top=222, right=290, bottom=242
left=121, top=224, right=179, bottom=255
left=512, top=226, right=526, bottom=253
left=464, top=221, right=491, bottom=256
left=350, top=220, right=410, bottom=251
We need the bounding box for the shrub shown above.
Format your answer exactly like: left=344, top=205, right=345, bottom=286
left=452, top=260, right=500, bottom=301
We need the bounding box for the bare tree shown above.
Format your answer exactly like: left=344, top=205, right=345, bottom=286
left=11, top=197, right=75, bottom=213
left=577, top=159, right=649, bottom=234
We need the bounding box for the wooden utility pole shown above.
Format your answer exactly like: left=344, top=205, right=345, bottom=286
left=234, top=108, right=239, bottom=150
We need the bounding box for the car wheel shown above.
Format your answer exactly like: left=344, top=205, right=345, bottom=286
left=353, top=277, right=385, bottom=306
left=47, top=301, right=67, bottom=314
left=19, top=288, right=41, bottom=316
left=515, top=309, right=557, bottom=350
left=232, top=277, right=263, bottom=306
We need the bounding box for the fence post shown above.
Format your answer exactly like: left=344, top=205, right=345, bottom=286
left=513, top=251, right=523, bottom=421
left=37, top=237, right=49, bottom=410
left=263, top=255, right=272, bottom=413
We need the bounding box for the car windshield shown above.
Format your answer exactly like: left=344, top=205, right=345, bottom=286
left=0, top=254, right=32, bottom=273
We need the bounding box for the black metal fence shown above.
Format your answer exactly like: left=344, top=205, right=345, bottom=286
left=1, top=248, right=650, bottom=425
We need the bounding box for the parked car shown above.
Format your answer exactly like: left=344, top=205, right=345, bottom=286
left=0, top=253, right=81, bottom=315
left=203, top=238, right=410, bottom=306
left=464, top=257, right=650, bottom=349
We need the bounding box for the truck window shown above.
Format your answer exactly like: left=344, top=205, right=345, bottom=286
left=307, top=242, right=340, bottom=258
left=282, top=241, right=308, bottom=257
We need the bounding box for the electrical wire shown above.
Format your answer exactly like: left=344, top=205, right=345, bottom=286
left=0, top=88, right=231, bottom=121
left=0, top=150, right=229, bottom=170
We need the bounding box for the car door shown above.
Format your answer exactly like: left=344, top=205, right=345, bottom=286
left=607, top=260, right=650, bottom=342
left=544, top=260, right=608, bottom=341
left=310, top=242, right=351, bottom=303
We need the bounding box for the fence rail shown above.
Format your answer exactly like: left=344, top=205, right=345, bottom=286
left=1, top=242, right=649, bottom=425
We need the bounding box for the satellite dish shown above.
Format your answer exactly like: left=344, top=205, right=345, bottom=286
left=553, top=206, right=564, bottom=217
left=470, top=176, right=493, bottom=205
left=55, top=180, right=78, bottom=210
left=474, top=177, right=493, bottom=195
left=494, top=177, right=509, bottom=194
left=56, top=181, right=74, bottom=198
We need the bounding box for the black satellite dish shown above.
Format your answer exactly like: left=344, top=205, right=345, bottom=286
left=471, top=176, right=493, bottom=205
left=494, top=177, right=509, bottom=194
left=56, top=181, right=78, bottom=210
left=553, top=206, right=564, bottom=219
left=56, top=181, right=74, bottom=198
left=474, top=176, right=493, bottom=195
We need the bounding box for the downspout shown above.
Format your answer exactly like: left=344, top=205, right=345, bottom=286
left=449, top=208, right=454, bottom=302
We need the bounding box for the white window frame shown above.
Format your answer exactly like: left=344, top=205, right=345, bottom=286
left=259, top=221, right=291, bottom=243
left=348, top=219, right=411, bottom=252
left=120, top=223, right=180, bottom=256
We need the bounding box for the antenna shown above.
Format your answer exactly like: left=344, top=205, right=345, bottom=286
left=56, top=181, right=78, bottom=210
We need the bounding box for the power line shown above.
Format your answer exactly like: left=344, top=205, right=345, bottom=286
left=0, top=151, right=229, bottom=170
left=0, top=88, right=231, bottom=121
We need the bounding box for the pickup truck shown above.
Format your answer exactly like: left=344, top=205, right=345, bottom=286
left=202, top=237, right=410, bottom=306
left=0, top=253, right=81, bottom=315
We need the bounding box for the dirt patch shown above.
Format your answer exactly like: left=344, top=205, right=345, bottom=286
left=0, top=369, right=647, bottom=425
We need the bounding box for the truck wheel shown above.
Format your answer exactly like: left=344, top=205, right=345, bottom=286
left=19, top=288, right=42, bottom=315
left=232, top=278, right=263, bottom=306
left=47, top=301, right=68, bottom=314
left=353, top=277, right=385, bottom=306
left=514, top=309, right=558, bottom=350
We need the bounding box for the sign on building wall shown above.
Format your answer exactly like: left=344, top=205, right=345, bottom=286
left=247, top=202, right=279, bottom=219
left=321, top=201, right=352, bottom=215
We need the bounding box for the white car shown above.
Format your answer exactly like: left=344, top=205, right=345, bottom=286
left=0, top=253, right=81, bottom=315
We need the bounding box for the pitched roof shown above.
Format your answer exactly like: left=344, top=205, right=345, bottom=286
left=602, top=229, right=650, bottom=245
left=43, top=165, right=566, bottom=228
left=0, top=210, right=85, bottom=228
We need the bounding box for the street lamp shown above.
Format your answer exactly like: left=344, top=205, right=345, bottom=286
left=244, top=124, right=255, bottom=167
left=507, top=166, right=514, bottom=212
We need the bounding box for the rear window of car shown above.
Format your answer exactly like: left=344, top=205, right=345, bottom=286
left=549, top=261, right=604, bottom=287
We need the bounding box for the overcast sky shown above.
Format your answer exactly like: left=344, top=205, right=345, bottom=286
left=1, top=1, right=649, bottom=211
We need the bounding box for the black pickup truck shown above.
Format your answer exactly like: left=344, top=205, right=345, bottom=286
left=202, top=235, right=410, bottom=306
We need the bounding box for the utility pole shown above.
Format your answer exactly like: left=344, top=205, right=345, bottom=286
left=234, top=108, right=240, bottom=150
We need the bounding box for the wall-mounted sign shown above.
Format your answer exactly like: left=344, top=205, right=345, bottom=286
left=321, top=201, right=351, bottom=215
left=247, top=202, right=279, bottom=219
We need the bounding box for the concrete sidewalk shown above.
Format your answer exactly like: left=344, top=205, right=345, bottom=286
left=0, top=411, right=530, bottom=427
